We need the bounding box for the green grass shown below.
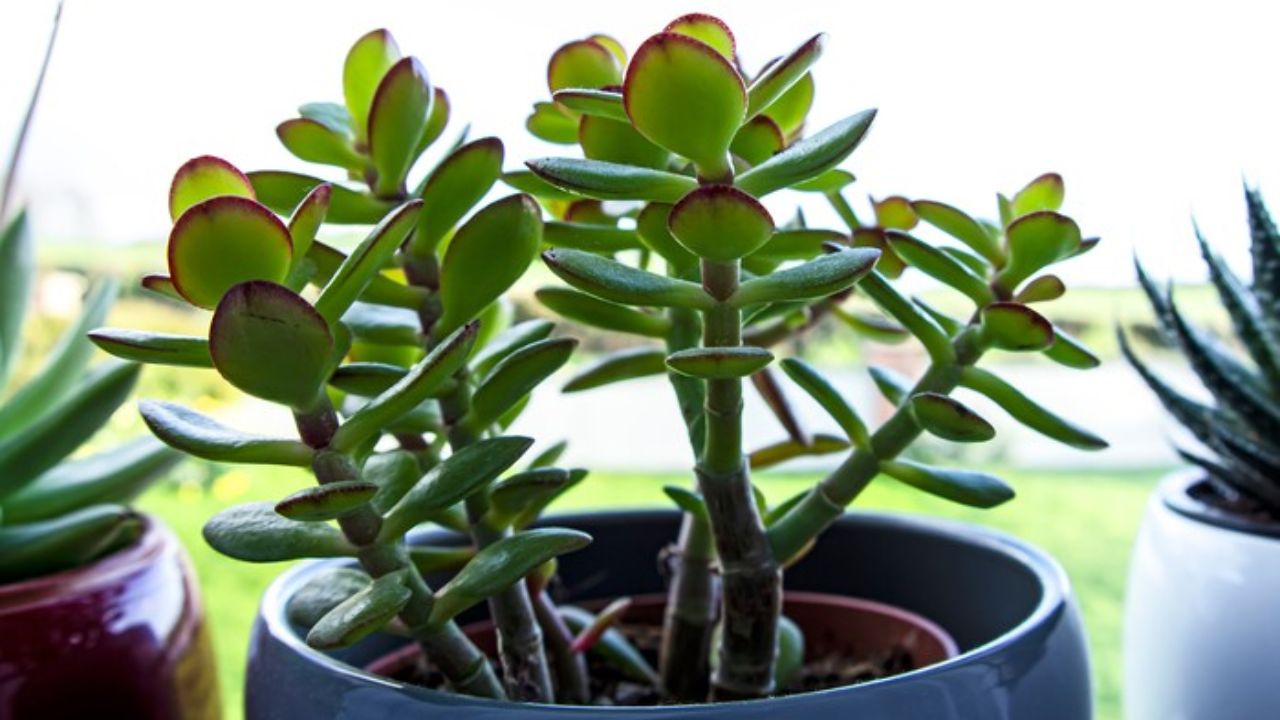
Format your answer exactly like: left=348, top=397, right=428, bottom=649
left=138, top=465, right=1161, bottom=719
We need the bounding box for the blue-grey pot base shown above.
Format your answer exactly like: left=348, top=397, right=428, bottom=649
left=246, top=510, right=1091, bottom=718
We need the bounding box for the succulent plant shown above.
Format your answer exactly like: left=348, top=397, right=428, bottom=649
left=1122, top=188, right=1280, bottom=517
left=522, top=13, right=1107, bottom=701
left=0, top=6, right=180, bottom=584
left=91, top=30, right=596, bottom=702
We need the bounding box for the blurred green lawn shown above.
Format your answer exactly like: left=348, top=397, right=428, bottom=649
left=139, top=465, right=1162, bottom=720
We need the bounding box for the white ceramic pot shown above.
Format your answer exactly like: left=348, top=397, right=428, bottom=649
left=1124, top=470, right=1280, bottom=719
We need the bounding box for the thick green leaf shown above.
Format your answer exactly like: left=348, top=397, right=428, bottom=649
left=203, top=501, right=357, bottom=562
left=749, top=433, right=850, bottom=471
left=89, top=328, right=212, bottom=368
left=636, top=202, right=697, bottom=271
left=276, top=481, right=378, bottom=521
left=731, top=247, right=879, bottom=306
left=858, top=272, right=953, bottom=360
left=437, top=194, right=543, bottom=337
left=542, top=221, right=643, bottom=253
left=778, top=357, right=868, bottom=446
left=1014, top=275, right=1066, bottom=304
left=885, top=232, right=993, bottom=305
left=736, top=109, right=876, bottom=198
left=511, top=468, right=589, bottom=529
left=314, top=200, right=423, bottom=325
left=298, top=102, right=355, bottom=139
left=0, top=278, right=116, bottom=434
left=761, top=72, right=814, bottom=139
left=329, top=362, right=406, bottom=397
left=1196, top=226, right=1280, bottom=384
left=880, top=459, right=1013, bottom=508
left=331, top=322, right=478, bottom=453
left=429, top=528, right=591, bottom=626
left=547, top=39, right=622, bottom=91
left=537, top=287, right=670, bottom=338
left=307, top=571, right=412, bottom=650
left=960, top=366, right=1107, bottom=449
left=1245, top=188, right=1280, bottom=325
left=910, top=200, right=1002, bottom=265
left=381, top=436, right=533, bottom=540
left=527, top=102, right=579, bottom=144
left=363, top=451, right=420, bottom=513
left=168, top=155, right=256, bottom=221
left=340, top=302, right=420, bottom=346
left=1044, top=327, right=1100, bottom=369
left=909, top=392, right=995, bottom=443
left=2, top=438, right=179, bottom=524
left=469, top=338, right=577, bottom=430
left=168, top=196, right=292, bottom=309
left=286, top=567, right=371, bottom=631
left=489, top=468, right=571, bottom=524
left=664, top=13, right=735, bottom=60
left=139, top=400, right=314, bottom=466
left=502, top=170, right=579, bottom=201
left=526, top=157, right=697, bottom=202
left=979, top=302, right=1054, bottom=351
left=551, top=88, right=628, bottom=122
left=747, top=34, right=824, bottom=119
left=367, top=57, right=433, bottom=196
left=276, top=119, right=364, bottom=172
left=579, top=115, right=670, bottom=169
left=623, top=32, right=745, bottom=171
left=666, top=346, right=773, bottom=379
left=343, top=29, right=401, bottom=145
left=0, top=211, right=34, bottom=389
left=1011, top=173, right=1065, bottom=216
left=0, top=504, right=141, bottom=583
left=669, top=185, right=774, bottom=261
left=868, top=365, right=912, bottom=405
left=748, top=229, right=844, bottom=266
left=792, top=168, right=855, bottom=194
left=409, top=544, right=476, bottom=575
left=306, top=241, right=426, bottom=309
left=563, top=347, right=667, bottom=393
left=0, top=361, right=140, bottom=499
left=209, top=281, right=333, bottom=409
left=995, top=212, right=1082, bottom=293
left=732, top=116, right=785, bottom=166
left=542, top=248, right=711, bottom=309
left=662, top=485, right=709, bottom=523
left=249, top=171, right=397, bottom=225
left=285, top=184, right=331, bottom=267
left=471, top=319, right=555, bottom=379
left=410, top=138, right=503, bottom=256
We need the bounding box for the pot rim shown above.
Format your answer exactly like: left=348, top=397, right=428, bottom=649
left=0, top=512, right=170, bottom=611
left=259, top=509, right=1073, bottom=712
left=1159, top=468, right=1280, bottom=540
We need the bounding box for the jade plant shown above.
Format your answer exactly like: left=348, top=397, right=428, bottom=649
left=0, top=6, right=180, bottom=584
left=521, top=14, right=1108, bottom=701
left=91, top=30, right=597, bottom=702
left=1121, top=188, right=1280, bottom=517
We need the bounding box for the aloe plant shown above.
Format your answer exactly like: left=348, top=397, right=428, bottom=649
left=1122, top=188, right=1280, bottom=517
left=522, top=14, right=1107, bottom=701
left=92, top=30, right=593, bottom=702
left=0, top=3, right=180, bottom=584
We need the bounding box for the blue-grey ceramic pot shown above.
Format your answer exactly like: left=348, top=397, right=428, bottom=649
left=246, top=510, right=1091, bottom=719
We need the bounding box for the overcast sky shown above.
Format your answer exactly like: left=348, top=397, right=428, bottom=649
left=3, top=0, right=1279, bottom=287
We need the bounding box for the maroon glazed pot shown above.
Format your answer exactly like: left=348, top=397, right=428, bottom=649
left=0, top=515, right=219, bottom=720
left=366, top=591, right=958, bottom=691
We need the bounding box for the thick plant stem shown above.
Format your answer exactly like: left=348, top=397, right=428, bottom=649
left=659, top=512, right=717, bottom=701
left=403, top=246, right=557, bottom=702
left=440, top=376, right=556, bottom=703
left=294, top=399, right=504, bottom=699
left=529, top=583, right=590, bottom=703
left=698, top=260, right=781, bottom=701
left=768, top=328, right=988, bottom=562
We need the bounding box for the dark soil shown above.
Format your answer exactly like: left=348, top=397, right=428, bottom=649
left=383, top=619, right=918, bottom=706
left=1192, top=480, right=1280, bottom=525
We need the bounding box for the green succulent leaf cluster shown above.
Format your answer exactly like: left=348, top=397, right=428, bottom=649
left=519, top=13, right=1106, bottom=701
left=0, top=222, right=180, bottom=582
left=92, top=29, right=594, bottom=703
left=1123, top=189, right=1280, bottom=515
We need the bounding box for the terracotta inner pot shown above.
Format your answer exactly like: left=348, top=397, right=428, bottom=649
left=365, top=591, right=956, bottom=696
